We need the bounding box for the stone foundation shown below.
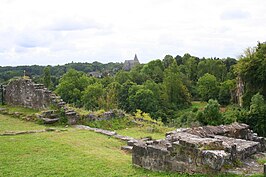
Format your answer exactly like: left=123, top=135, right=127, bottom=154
left=132, top=122, right=266, bottom=173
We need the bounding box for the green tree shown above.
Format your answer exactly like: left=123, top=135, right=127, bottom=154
left=236, top=42, right=266, bottom=107
left=218, top=79, right=235, bottom=105
left=162, top=61, right=191, bottom=109
left=105, top=82, right=121, bottom=110
left=197, top=59, right=227, bottom=82
left=141, top=60, right=164, bottom=83
left=129, top=65, right=147, bottom=84
left=180, top=56, right=198, bottom=82
left=55, top=69, right=91, bottom=106
left=162, top=55, right=174, bottom=68
left=43, top=66, right=52, bottom=89
left=115, top=70, right=131, bottom=84
left=197, top=99, right=223, bottom=125
left=117, top=80, right=136, bottom=112
left=129, top=88, right=156, bottom=114
left=82, top=83, right=104, bottom=110
left=197, top=73, right=219, bottom=101
left=247, top=93, right=266, bottom=136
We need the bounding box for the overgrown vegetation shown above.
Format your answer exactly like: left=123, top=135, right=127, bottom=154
left=1, top=42, right=266, bottom=136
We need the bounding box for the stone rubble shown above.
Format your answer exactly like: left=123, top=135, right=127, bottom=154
left=74, top=125, right=150, bottom=153
left=132, top=122, right=266, bottom=174
left=0, top=128, right=62, bottom=136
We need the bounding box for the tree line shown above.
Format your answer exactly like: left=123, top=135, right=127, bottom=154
left=1, top=42, right=266, bottom=136
left=0, top=62, right=123, bottom=86
left=53, top=53, right=238, bottom=123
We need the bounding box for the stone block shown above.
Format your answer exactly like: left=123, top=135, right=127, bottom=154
left=41, top=118, right=59, bottom=124
left=121, top=146, right=133, bottom=153
left=201, top=150, right=228, bottom=170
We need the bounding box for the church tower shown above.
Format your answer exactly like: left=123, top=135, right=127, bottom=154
left=123, top=54, right=140, bottom=71
left=134, top=54, right=140, bottom=64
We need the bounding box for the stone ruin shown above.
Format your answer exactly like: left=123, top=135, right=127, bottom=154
left=132, top=122, right=266, bottom=174
left=3, top=78, right=79, bottom=124
left=4, top=79, right=56, bottom=109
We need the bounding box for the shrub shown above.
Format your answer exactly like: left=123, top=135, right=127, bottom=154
left=197, top=99, right=223, bottom=125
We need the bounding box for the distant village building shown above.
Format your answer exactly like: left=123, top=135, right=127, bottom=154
left=88, top=71, right=102, bottom=78
left=123, top=54, right=140, bottom=71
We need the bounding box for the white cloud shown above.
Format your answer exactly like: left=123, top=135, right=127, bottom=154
left=0, top=0, right=266, bottom=66
left=220, top=10, right=250, bottom=20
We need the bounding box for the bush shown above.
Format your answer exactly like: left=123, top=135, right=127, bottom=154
left=197, top=73, right=219, bottom=101
left=247, top=93, right=266, bottom=136
left=197, top=99, right=223, bottom=125
left=222, top=105, right=239, bottom=124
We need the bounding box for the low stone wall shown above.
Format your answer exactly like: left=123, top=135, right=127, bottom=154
left=132, top=122, right=266, bottom=174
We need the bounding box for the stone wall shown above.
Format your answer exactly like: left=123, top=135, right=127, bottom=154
left=3, top=78, right=79, bottom=124
left=4, top=79, right=55, bottom=109
left=132, top=122, right=266, bottom=174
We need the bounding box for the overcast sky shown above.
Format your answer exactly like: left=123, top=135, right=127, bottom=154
left=0, top=0, right=265, bottom=66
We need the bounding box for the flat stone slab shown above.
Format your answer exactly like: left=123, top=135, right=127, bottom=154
left=0, top=128, right=61, bottom=136
left=95, top=129, right=117, bottom=136
left=113, top=134, right=135, bottom=141
left=41, top=118, right=59, bottom=124
left=121, top=146, right=133, bottom=153
left=74, top=125, right=96, bottom=131
left=128, top=139, right=139, bottom=146
left=168, top=132, right=224, bottom=150
left=214, top=135, right=260, bottom=159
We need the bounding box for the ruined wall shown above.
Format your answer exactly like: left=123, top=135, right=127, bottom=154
left=4, top=79, right=54, bottom=109
left=132, top=123, right=266, bottom=174
left=3, top=78, right=79, bottom=124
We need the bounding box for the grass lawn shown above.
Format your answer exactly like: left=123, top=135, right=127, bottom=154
left=0, top=105, right=39, bottom=115
left=0, top=114, right=243, bottom=177
left=116, top=127, right=174, bottom=140
left=0, top=114, right=205, bottom=177
left=0, top=114, right=46, bottom=133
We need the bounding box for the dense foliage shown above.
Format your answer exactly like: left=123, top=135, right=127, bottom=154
left=1, top=42, right=266, bottom=136
left=51, top=55, right=238, bottom=123
left=0, top=62, right=123, bottom=87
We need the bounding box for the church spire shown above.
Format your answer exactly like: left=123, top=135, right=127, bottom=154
left=134, top=54, right=138, bottom=62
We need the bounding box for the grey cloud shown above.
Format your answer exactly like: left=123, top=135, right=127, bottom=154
left=16, top=30, right=54, bottom=48
left=48, top=18, right=102, bottom=31
left=220, top=10, right=250, bottom=20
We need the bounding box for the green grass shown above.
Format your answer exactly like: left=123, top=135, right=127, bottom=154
left=0, top=105, right=39, bottom=115
left=257, top=157, right=266, bottom=165
left=70, top=106, right=91, bottom=116
left=0, top=114, right=243, bottom=177
left=0, top=114, right=203, bottom=177
left=0, top=114, right=46, bottom=133
left=85, top=117, right=135, bottom=130
left=191, top=101, right=207, bottom=110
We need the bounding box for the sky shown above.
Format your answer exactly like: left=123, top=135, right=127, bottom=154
left=0, top=0, right=266, bottom=66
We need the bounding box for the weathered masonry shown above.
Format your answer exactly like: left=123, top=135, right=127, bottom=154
left=3, top=78, right=78, bottom=124
left=132, top=123, right=266, bottom=173
left=3, top=78, right=62, bottom=109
